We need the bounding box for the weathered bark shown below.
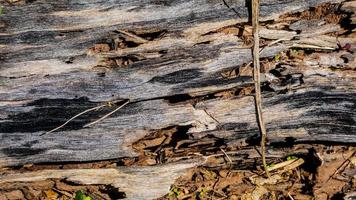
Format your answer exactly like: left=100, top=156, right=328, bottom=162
left=0, top=0, right=344, bottom=101
left=0, top=0, right=355, bottom=198
left=0, top=161, right=198, bottom=200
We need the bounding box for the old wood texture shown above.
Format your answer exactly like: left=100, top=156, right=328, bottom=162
left=0, top=161, right=198, bottom=200
left=0, top=0, right=356, bottom=198
left=1, top=0, right=355, bottom=165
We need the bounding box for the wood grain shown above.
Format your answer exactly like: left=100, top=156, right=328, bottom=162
left=0, top=161, right=199, bottom=200
left=0, top=1, right=355, bottom=199
left=0, top=0, right=355, bottom=168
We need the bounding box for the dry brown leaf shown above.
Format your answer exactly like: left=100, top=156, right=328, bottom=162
left=44, top=189, right=59, bottom=200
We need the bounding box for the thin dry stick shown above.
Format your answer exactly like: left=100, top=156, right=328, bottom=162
left=220, top=148, right=233, bottom=163
left=83, top=100, right=130, bottom=128
left=288, top=193, right=295, bottom=200
left=200, top=150, right=245, bottom=165
left=222, top=0, right=241, bottom=17
left=239, top=37, right=291, bottom=73
left=252, top=0, right=270, bottom=178
left=43, top=104, right=106, bottom=135
left=325, top=150, right=355, bottom=183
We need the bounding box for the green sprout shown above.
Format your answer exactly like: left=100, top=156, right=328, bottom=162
left=274, top=54, right=281, bottom=62
left=168, top=187, right=180, bottom=197
left=74, top=191, right=92, bottom=200
left=266, top=163, right=275, bottom=169
left=286, top=156, right=298, bottom=161
left=199, top=187, right=208, bottom=197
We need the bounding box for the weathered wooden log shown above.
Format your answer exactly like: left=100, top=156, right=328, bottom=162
left=0, top=0, right=355, bottom=167
left=1, top=72, right=355, bottom=167
left=1, top=0, right=356, bottom=199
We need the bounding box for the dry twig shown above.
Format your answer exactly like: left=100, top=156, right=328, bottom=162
left=220, top=148, right=233, bottom=164
left=252, top=0, right=270, bottom=178
left=83, top=100, right=130, bottom=128
left=325, top=150, right=356, bottom=183
left=43, top=99, right=129, bottom=134
left=222, top=0, right=241, bottom=17
left=43, top=104, right=106, bottom=135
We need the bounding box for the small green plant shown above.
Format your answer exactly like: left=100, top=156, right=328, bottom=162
left=0, top=5, right=3, bottom=15
left=74, top=191, right=92, bottom=200
left=168, top=187, right=180, bottom=197
left=274, top=54, right=281, bottom=62
left=266, top=163, right=275, bottom=169
left=286, top=155, right=298, bottom=161
left=199, top=187, right=208, bottom=198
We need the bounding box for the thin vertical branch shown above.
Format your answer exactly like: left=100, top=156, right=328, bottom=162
left=252, top=0, right=270, bottom=178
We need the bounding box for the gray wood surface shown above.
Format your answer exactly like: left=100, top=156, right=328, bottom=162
left=0, top=0, right=355, bottom=169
